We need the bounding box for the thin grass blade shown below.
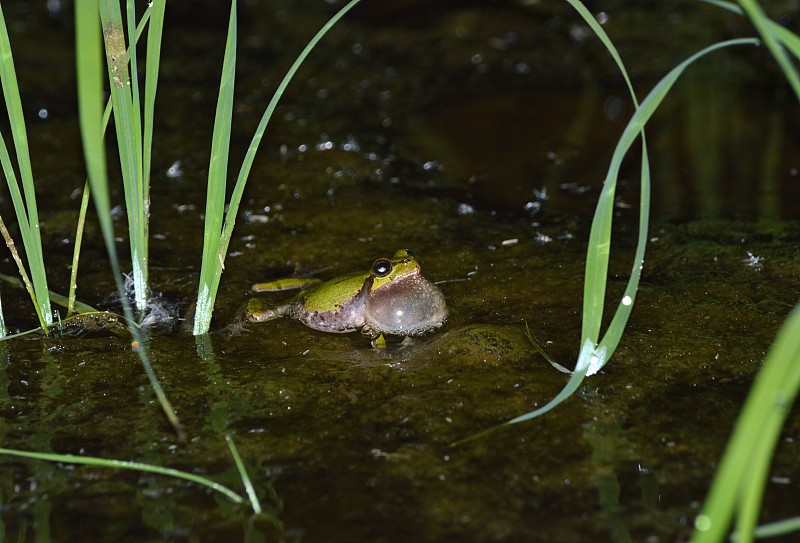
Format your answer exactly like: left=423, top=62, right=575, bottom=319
left=703, top=0, right=800, bottom=77
left=226, top=435, right=262, bottom=515
left=68, top=182, right=92, bottom=317
left=0, top=447, right=244, bottom=504
left=142, top=0, right=165, bottom=215
left=193, top=0, right=238, bottom=336
left=737, top=0, right=800, bottom=101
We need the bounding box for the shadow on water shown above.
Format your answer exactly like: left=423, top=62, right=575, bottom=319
left=0, top=0, right=799, bottom=541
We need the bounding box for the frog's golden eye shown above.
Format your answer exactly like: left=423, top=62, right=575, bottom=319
left=372, top=258, right=393, bottom=277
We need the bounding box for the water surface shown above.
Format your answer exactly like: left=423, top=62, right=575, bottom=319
left=1, top=1, right=799, bottom=542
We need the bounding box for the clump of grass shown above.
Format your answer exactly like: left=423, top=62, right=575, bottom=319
left=192, top=0, right=363, bottom=336
left=98, top=0, right=165, bottom=315
left=0, top=3, right=54, bottom=331
left=75, top=0, right=181, bottom=437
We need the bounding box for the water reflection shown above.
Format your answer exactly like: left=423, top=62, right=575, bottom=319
left=408, top=69, right=799, bottom=220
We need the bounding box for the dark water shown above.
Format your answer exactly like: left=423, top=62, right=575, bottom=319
left=1, top=0, right=799, bottom=541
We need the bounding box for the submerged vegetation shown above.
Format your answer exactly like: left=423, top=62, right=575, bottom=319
left=0, top=0, right=798, bottom=541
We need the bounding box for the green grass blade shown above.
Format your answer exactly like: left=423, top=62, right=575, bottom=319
left=0, top=3, right=52, bottom=327
left=193, top=0, right=237, bottom=336
left=737, top=0, right=800, bottom=101
left=0, top=291, right=5, bottom=337
left=494, top=37, right=758, bottom=434
left=193, top=0, right=363, bottom=335
left=99, top=0, right=148, bottom=313
left=76, top=0, right=183, bottom=438
left=589, top=39, right=757, bottom=366
left=226, top=434, right=262, bottom=515
left=67, top=182, right=92, bottom=317
left=703, top=0, right=800, bottom=92
left=562, top=0, right=649, bottom=347
left=692, top=304, right=800, bottom=543
left=68, top=6, right=154, bottom=316
left=0, top=447, right=244, bottom=505
left=219, top=0, right=363, bottom=253
left=142, top=0, right=165, bottom=215
left=735, top=517, right=800, bottom=541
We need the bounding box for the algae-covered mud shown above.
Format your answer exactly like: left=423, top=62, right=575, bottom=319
left=1, top=1, right=799, bottom=542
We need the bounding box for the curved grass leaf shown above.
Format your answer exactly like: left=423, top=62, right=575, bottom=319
left=473, top=37, right=759, bottom=441
left=736, top=0, right=800, bottom=101
left=703, top=0, right=800, bottom=101
left=0, top=447, right=244, bottom=505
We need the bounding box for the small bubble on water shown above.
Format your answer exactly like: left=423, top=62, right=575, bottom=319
left=604, top=95, right=627, bottom=122
left=524, top=201, right=541, bottom=215
left=47, top=0, right=63, bottom=15
left=458, top=202, right=475, bottom=215
left=569, top=25, right=591, bottom=42
left=166, top=160, right=183, bottom=179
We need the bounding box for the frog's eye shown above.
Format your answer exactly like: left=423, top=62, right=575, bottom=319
left=372, top=259, right=393, bottom=277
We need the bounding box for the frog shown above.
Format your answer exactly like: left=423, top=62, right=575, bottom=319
left=246, top=249, right=447, bottom=347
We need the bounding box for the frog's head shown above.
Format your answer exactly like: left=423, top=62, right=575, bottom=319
left=364, top=248, right=447, bottom=336
left=369, top=249, right=421, bottom=292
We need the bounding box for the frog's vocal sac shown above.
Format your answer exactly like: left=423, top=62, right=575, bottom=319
left=247, top=249, right=447, bottom=343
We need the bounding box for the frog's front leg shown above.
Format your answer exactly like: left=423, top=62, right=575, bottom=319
left=371, top=334, right=387, bottom=349
left=361, top=325, right=387, bottom=349
left=246, top=298, right=291, bottom=322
